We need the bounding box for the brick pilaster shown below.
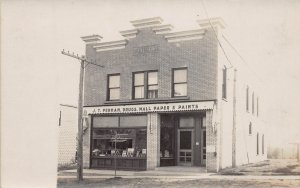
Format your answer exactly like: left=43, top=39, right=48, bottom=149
left=206, top=109, right=219, bottom=172
left=147, top=113, right=160, bottom=170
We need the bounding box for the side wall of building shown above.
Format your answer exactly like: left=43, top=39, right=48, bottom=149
left=58, top=105, right=78, bottom=166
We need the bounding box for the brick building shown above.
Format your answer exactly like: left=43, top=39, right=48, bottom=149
left=81, top=17, right=267, bottom=172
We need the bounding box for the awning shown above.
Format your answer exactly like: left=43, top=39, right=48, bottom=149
left=84, top=101, right=214, bottom=115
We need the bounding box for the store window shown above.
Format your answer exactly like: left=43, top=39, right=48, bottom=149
left=92, top=128, right=147, bottom=158
left=133, top=71, right=158, bottom=99
left=172, top=68, right=187, bottom=97
left=108, top=74, right=120, bottom=100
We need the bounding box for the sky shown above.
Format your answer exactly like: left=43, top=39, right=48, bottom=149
left=1, top=0, right=300, bottom=187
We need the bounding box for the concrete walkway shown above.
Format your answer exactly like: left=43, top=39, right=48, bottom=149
left=58, top=168, right=300, bottom=180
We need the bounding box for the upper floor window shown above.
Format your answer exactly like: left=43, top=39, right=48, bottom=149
left=222, top=68, right=227, bottom=99
left=107, top=74, right=120, bottom=100
left=133, top=71, right=158, bottom=99
left=246, top=86, right=249, bottom=112
left=252, top=92, right=255, bottom=114
left=172, top=68, right=187, bottom=97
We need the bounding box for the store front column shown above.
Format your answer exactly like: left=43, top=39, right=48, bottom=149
left=206, top=109, right=219, bottom=172
left=83, top=115, right=92, bottom=168
left=147, top=113, right=160, bottom=170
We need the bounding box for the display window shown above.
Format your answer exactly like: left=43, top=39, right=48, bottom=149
left=92, top=128, right=147, bottom=158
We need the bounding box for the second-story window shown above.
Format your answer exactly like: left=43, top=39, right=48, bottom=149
left=108, top=74, right=120, bottom=100
left=147, top=71, right=158, bottom=99
left=173, top=68, right=187, bottom=97
left=133, top=71, right=158, bottom=99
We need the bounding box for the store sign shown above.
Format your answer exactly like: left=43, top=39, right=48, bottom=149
left=84, top=101, right=214, bottom=115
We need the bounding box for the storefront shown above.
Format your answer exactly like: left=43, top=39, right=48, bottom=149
left=85, top=101, right=214, bottom=171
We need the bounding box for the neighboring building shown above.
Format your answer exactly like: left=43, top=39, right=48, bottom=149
left=81, top=17, right=267, bottom=172
left=58, top=104, right=78, bottom=166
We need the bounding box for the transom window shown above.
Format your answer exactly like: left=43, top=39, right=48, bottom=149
left=133, top=71, right=158, bottom=99
left=172, top=68, right=187, bottom=97
left=107, top=74, right=120, bottom=100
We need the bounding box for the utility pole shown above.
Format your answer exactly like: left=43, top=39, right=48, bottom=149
left=61, top=50, right=103, bottom=181
left=289, top=143, right=300, bottom=162
left=232, top=68, right=237, bottom=167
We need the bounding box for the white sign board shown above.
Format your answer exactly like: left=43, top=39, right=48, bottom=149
left=84, top=101, right=214, bottom=115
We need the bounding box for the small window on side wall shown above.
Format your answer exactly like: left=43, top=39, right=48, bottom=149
left=249, top=122, right=252, bottom=135
left=172, top=68, right=187, bottom=97
left=108, top=74, right=120, bottom=100
left=222, top=68, right=227, bottom=99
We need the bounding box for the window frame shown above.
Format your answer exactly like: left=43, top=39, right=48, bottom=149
left=107, top=74, right=121, bottom=101
left=132, top=70, right=158, bottom=99
left=172, top=67, right=188, bottom=98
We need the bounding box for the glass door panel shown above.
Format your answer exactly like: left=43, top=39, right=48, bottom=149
left=178, top=130, right=193, bottom=166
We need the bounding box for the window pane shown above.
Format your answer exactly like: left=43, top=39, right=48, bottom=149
left=179, top=116, right=194, bottom=128
left=174, top=83, right=187, bottom=96
left=174, top=69, right=187, bottom=83
left=109, top=75, right=120, bottom=88
left=180, top=131, right=192, bottom=149
left=148, top=85, right=158, bottom=90
left=109, top=88, right=120, bottom=100
left=134, top=73, right=144, bottom=86
left=148, top=72, right=158, bottom=85
left=148, top=90, right=158, bottom=99
left=134, top=86, right=144, bottom=98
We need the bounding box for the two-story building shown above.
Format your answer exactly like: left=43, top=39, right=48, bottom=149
left=80, top=17, right=267, bottom=172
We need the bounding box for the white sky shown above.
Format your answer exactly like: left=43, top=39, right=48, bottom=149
left=1, top=0, right=300, bottom=187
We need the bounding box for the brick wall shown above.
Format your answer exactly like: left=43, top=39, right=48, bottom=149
left=146, top=113, right=160, bottom=170
left=83, top=28, right=218, bottom=106
left=205, top=109, right=219, bottom=172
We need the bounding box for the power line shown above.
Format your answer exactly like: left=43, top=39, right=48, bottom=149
left=200, top=0, right=233, bottom=69
left=221, top=34, right=263, bottom=83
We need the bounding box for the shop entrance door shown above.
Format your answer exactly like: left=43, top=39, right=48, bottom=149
left=178, top=129, right=193, bottom=166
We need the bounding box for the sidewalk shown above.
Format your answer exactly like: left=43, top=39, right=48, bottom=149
left=58, top=168, right=300, bottom=180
